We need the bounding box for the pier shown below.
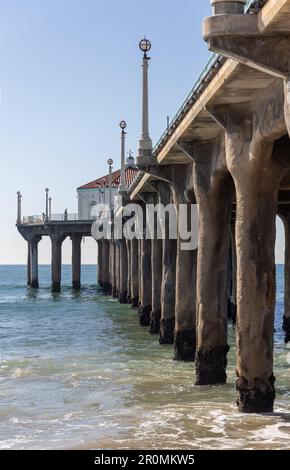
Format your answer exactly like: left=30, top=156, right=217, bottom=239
left=17, top=215, right=93, bottom=292
left=17, top=0, right=290, bottom=414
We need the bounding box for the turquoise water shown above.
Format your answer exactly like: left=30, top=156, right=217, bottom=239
left=0, top=265, right=290, bottom=450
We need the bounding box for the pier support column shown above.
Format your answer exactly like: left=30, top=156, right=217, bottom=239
left=277, top=207, right=290, bottom=344
left=119, top=239, right=128, bottom=303
left=139, top=238, right=152, bottom=326
left=115, top=242, right=120, bottom=298
left=130, top=238, right=139, bottom=307
left=158, top=183, right=176, bottom=344
left=30, top=236, right=41, bottom=289
left=232, top=164, right=277, bottom=412
left=101, top=239, right=110, bottom=294
left=110, top=242, right=116, bottom=297
left=27, top=242, right=31, bottom=286
left=174, top=240, right=197, bottom=361
left=150, top=236, right=162, bottom=334
left=51, top=235, right=66, bottom=293
left=159, top=236, right=176, bottom=344
left=71, top=234, right=82, bottom=290
left=225, top=122, right=289, bottom=413
left=98, top=240, right=103, bottom=289
left=193, top=139, right=233, bottom=385
left=126, top=240, right=132, bottom=303
left=171, top=182, right=197, bottom=362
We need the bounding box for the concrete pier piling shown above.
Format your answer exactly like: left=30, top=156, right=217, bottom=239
left=126, top=240, right=132, bottom=303
left=50, top=235, right=65, bottom=293
left=110, top=241, right=116, bottom=297
left=174, top=241, right=197, bottom=361
left=139, top=238, right=152, bottom=326
left=101, top=240, right=111, bottom=295
left=27, top=242, right=31, bottom=286
left=98, top=240, right=103, bottom=290
left=193, top=139, right=233, bottom=384
left=119, top=239, right=128, bottom=303
left=115, top=242, right=120, bottom=299
left=130, top=238, right=139, bottom=308
left=150, top=236, right=162, bottom=334
left=159, top=236, right=176, bottom=344
left=71, top=234, right=82, bottom=291
left=18, top=0, right=290, bottom=414
left=30, top=236, right=41, bottom=289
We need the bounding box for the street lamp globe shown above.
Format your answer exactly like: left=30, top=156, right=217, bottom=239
left=45, top=188, right=49, bottom=193
left=107, top=158, right=114, bottom=166
left=119, top=120, right=127, bottom=130
left=139, top=38, right=151, bottom=54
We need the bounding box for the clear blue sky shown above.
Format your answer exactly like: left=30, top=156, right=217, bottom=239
left=0, top=0, right=285, bottom=264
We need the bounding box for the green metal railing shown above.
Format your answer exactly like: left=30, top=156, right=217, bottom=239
left=153, top=0, right=260, bottom=156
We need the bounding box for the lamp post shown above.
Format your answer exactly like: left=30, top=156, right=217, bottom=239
left=137, top=38, right=152, bottom=162
left=107, top=158, right=114, bottom=209
left=45, top=188, right=49, bottom=221
left=49, top=197, right=52, bottom=220
left=102, top=178, right=106, bottom=204
left=119, top=120, right=127, bottom=193
left=16, top=191, right=22, bottom=224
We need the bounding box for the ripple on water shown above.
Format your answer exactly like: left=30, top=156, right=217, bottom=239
left=0, top=265, right=290, bottom=449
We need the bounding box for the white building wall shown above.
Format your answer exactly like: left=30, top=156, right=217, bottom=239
left=77, top=187, right=118, bottom=219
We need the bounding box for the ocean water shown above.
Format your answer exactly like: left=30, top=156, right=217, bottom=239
left=0, top=264, right=290, bottom=450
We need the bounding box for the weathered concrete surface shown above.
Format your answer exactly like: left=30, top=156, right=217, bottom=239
left=130, top=238, right=139, bottom=308
left=30, top=236, right=42, bottom=289
left=119, top=239, right=128, bottom=303
left=170, top=165, right=197, bottom=362
left=27, top=242, right=31, bottom=286
left=157, top=182, right=177, bottom=344
left=71, top=234, right=82, bottom=290
left=109, top=241, right=116, bottom=297
left=17, top=225, right=46, bottom=290
left=115, top=242, right=120, bottom=299
left=224, top=97, right=289, bottom=411
left=133, top=168, right=195, bottom=351
left=192, top=137, right=234, bottom=383
left=101, top=239, right=111, bottom=295
left=148, top=192, right=162, bottom=334
left=98, top=240, right=103, bottom=289
left=126, top=239, right=132, bottom=303
left=150, top=236, right=162, bottom=334
left=49, top=231, right=67, bottom=293
left=139, top=238, right=152, bottom=326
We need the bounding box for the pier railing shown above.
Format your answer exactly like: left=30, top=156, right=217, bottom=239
left=21, top=213, right=96, bottom=225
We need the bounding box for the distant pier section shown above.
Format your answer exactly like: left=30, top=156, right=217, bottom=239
left=17, top=209, right=93, bottom=292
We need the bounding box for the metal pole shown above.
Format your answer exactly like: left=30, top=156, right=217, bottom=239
left=16, top=191, right=22, bottom=224
left=119, top=121, right=127, bottom=193
left=49, top=197, right=52, bottom=220
left=45, top=188, right=49, bottom=221
left=107, top=159, right=113, bottom=209
left=138, top=39, right=152, bottom=159
left=120, top=130, right=126, bottom=189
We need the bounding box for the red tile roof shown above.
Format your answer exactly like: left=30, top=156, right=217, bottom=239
left=78, top=167, right=138, bottom=190
left=112, top=167, right=139, bottom=188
